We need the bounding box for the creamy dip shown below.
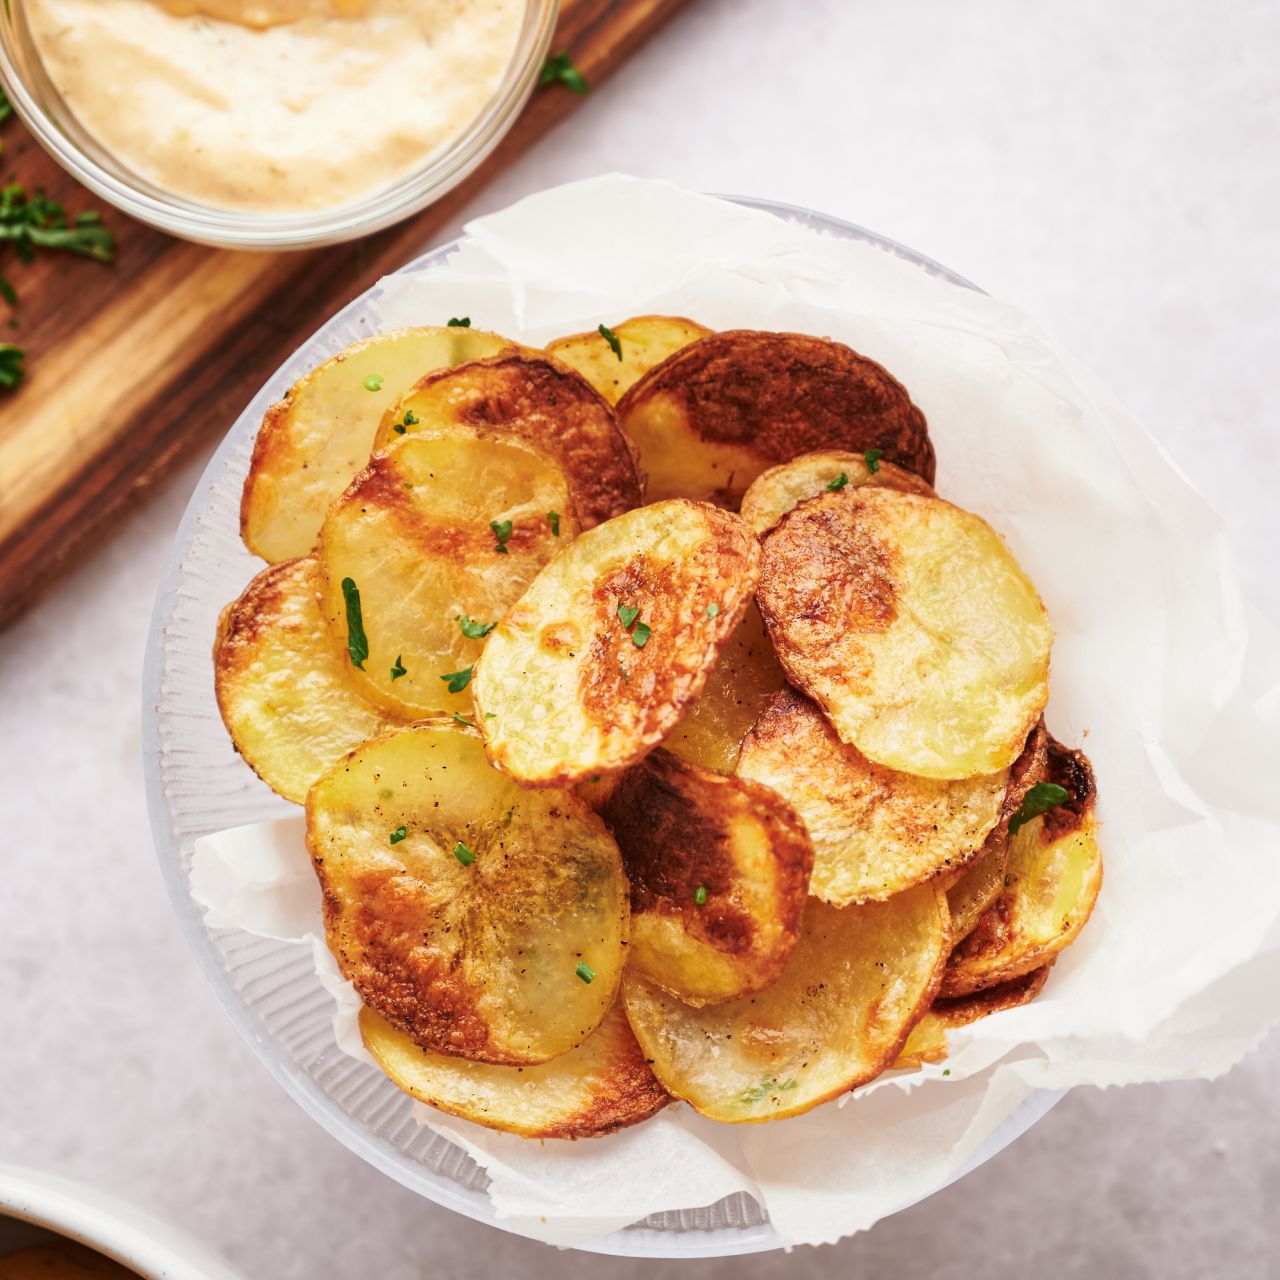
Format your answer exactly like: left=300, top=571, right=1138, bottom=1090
left=26, top=0, right=524, bottom=212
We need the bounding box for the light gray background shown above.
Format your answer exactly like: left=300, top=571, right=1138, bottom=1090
left=3, top=0, right=1278, bottom=1276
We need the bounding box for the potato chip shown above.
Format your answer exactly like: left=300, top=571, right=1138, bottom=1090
left=372, top=354, right=642, bottom=526
left=942, top=739, right=1100, bottom=997
left=545, top=315, right=712, bottom=404
left=308, top=721, right=627, bottom=1065
left=242, top=326, right=515, bottom=563
left=214, top=558, right=399, bottom=804
left=757, top=486, right=1052, bottom=779
left=600, top=749, right=812, bottom=1004
left=662, top=602, right=786, bottom=773
left=361, top=1001, right=668, bottom=1139
left=316, top=425, right=578, bottom=718
left=475, top=499, right=762, bottom=786
left=616, top=330, right=935, bottom=505
left=622, top=887, right=949, bottom=1122
left=947, top=721, right=1049, bottom=940
left=739, top=449, right=936, bottom=536
left=738, top=688, right=1007, bottom=905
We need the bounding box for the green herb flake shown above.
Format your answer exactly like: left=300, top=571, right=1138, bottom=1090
left=362, top=374, right=384, bottom=392
left=447, top=316, right=471, bottom=328
left=617, top=603, right=640, bottom=628
left=540, top=51, right=588, bottom=95
left=490, top=518, right=513, bottom=554
left=632, top=620, right=652, bottom=648
left=826, top=472, right=849, bottom=491
left=739, top=1076, right=799, bottom=1104
left=452, top=711, right=474, bottom=727
left=390, top=654, right=407, bottom=681
left=547, top=510, right=561, bottom=537
left=456, top=614, right=496, bottom=639
left=340, top=577, right=369, bottom=670
left=864, top=448, right=883, bottom=475
left=501, top=807, right=513, bottom=826
left=0, top=277, right=16, bottom=307
left=484, top=711, right=497, bottom=719
left=1008, top=781, right=1070, bottom=835
left=453, top=841, right=477, bottom=866
left=388, top=826, right=407, bottom=845
left=694, top=886, right=708, bottom=906
left=942, top=1068, right=951, bottom=1076
left=393, top=423, right=406, bottom=435
left=575, top=961, right=596, bottom=984
left=403, top=409, right=419, bottom=425
left=440, top=666, right=474, bottom=694
left=598, top=323, right=622, bottom=360
left=706, top=602, right=720, bottom=618
left=0, top=343, right=24, bottom=390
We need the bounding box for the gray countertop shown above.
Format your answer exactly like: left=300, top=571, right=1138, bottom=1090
left=2, top=0, right=1277, bottom=1275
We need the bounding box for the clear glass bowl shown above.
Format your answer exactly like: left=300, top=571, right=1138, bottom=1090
left=142, top=196, right=1061, bottom=1256
left=0, top=0, right=558, bottom=249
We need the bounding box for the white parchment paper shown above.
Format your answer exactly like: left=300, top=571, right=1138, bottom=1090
left=191, top=176, right=1280, bottom=1248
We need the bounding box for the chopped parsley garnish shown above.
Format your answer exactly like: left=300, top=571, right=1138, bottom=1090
left=340, top=577, right=368, bottom=670
left=1008, top=781, right=1070, bottom=835
left=575, top=961, right=596, bottom=984
left=390, top=654, right=407, bottom=681
left=388, top=826, right=407, bottom=845
left=547, top=510, right=561, bottom=537
left=490, top=518, right=513, bottom=554
left=616, top=603, right=652, bottom=647
left=826, top=472, right=849, bottom=491
left=393, top=409, right=419, bottom=435
left=452, top=711, right=475, bottom=727
left=864, top=448, right=883, bottom=474
left=632, top=620, right=652, bottom=648
left=456, top=614, right=496, bottom=639
left=739, top=1076, right=798, bottom=1104
left=441, top=666, right=474, bottom=693
left=942, top=1068, right=951, bottom=1076
left=694, top=886, right=708, bottom=906
left=1004, top=873, right=1013, bottom=886
left=706, top=602, right=720, bottom=618
left=362, top=374, right=384, bottom=392
left=453, top=841, right=477, bottom=866
left=617, top=604, right=640, bottom=628
left=598, top=323, right=622, bottom=360
left=540, top=51, right=588, bottom=95
left=447, top=316, right=471, bottom=328
left=0, top=343, right=23, bottom=390
left=484, top=711, right=497, bottom=719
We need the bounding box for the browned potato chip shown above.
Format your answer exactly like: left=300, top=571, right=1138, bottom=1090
left=545, top=315, right=712, bottom=405
left=942, top=739, right=1100, bottom=997
left=616, top=330, right=934, bottom=505
left=372, top=354, right=643, bottom=526
left=739, top=449, right=936, bottom=536
left=600, top=749, right=812, bottom=1005
left=737, top=688, right=1007, bottom=905
left=475, top=499, right=762, bottom=786
left=242, top=327, right=516, bottom=563
left=623, top=887, right=949, bottom=1122
left=895, top=964, right=1053, bottom=1068
left=308, top=721, right=628, bottom=1065
left=361, top=1001, right=668, bottom=1139
left=663, top=602, right=785, bottom=774
left=214, top=558, right=399, bottom=804
left=947, top=721, right=1049, bottom=940
left=758, top=486, right=1053, bottom=779
left=316, top=425, right=579, bottom=718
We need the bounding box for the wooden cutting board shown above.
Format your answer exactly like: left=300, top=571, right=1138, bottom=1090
left=0, top=0, right=691, bottom=629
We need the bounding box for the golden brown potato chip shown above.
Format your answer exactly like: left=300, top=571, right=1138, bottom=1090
left=599, top=749, right=812, bottom=1005
left=739, top=449, right=936, bottom=536
left=214, top=558, right=399, bottom=804
left=361, top=1001, right=668, bottom=1139
left=947, top=721, right=1049, bottom=940
left=758, top=486, right=1053, bottom=779
left=308, top=722, right=628, bottom=1065
left=737, top=688, right=1007, bottom=905
left=545, top=315, right=712, bottom=405
left=942, top=739, right=1100, bottom=997
left=895, top=964, right=1053, bottom=1068
left=615, top=330, right=934, bottom=505
left=623, top=887, right=949, bottom=1122
left=316, top=425, right=579, bottom=718
left=475, top=499, right=762, bottom=786
left=372, top=354, right=642, bottom=526
left=662, top=602, right=786, bottom=774
left=242, top=326, right=516, bottom=563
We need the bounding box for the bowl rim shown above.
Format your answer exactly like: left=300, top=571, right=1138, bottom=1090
left=0, top=0, right=559, bottom=249
left=141, top=193, right=1063, bottom=1257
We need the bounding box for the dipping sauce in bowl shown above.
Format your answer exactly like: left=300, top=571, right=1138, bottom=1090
left=24, top=0, right=525, bottom=213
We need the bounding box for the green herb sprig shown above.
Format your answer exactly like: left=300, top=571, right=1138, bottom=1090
left=340, top=578, right=369, bottom=670
left=540, top=52, right=588, bottom=95
left=598, top=323, right=622, bottom=360
left=1008, top=782, right=1070, bottom=835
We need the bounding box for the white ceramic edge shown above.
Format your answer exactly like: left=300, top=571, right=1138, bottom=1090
left=0, top=1164, right=241, bottom=1280
left=141, top=194, right=1064, bottom=1258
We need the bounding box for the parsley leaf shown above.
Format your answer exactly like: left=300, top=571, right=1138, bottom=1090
left=340, top=577, right=368, bottom=670
left=540, top=51, right=588, bottom=95
left=739, top=1076, right=799, bottom=1104
left=390, top=654, right=407, bottom=681
left=453, top=841, right=477, bottom=866
left=1008, top=781, right=1070, bottom=835
left=547, top=510, right=560, bottom=537
left=694, top=886, right=708, bottom=906
left=456, top=614, right=496, bottom=639
left=706, top=602, right=720, bottom=618
left=864, top=448, right=883, bottom=474
left=362, top=374, right=384, bottom=392
left=490, top=518, right=513, bottom=554
left=440, top=666, right=473, bottom=693
left=0, top=277, right=16, bottom=307
left=826, top=472, right=849, bottom=491
left=598, top=323, right=622, bottom=360
left=388, top=826, right=407, bottom=845
left=575, top=961, right=596, bottom=984
left=447, top=316, right=471, bottom=328
left=632, top=620, right=652, bottom=648
left=0, top=343, right=24, bottom=390
left=452, top=711, right=475, bottom=727
left=617, top=604, right=640, bottom=628
left=392, top=407, right=418, bottom=435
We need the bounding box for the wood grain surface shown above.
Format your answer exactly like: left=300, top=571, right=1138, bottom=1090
left=0, top=0, right=691, bottom=629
